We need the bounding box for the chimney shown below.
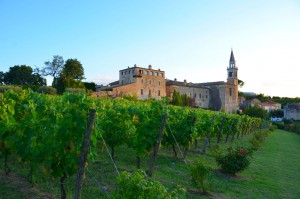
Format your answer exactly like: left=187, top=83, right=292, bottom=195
left=134, top=64, right=137, bottom=67
left=174, top=78, right=177, bottom=81
left=148, top=65, right=152, bottom=69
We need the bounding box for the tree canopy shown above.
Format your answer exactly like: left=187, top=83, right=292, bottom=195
left=62, top=59, right=84, bottom=80
left=243, top=105, right=268, bottom=119
left=1, top=65, right=46, bottom=86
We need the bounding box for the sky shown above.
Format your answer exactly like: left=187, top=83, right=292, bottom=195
left=0, top=0, right=299, bottom=98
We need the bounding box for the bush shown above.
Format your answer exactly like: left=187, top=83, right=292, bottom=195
left=190, top=160, right=211, bottom=194
left=0, top=85, right=22, bottom=93
left=249, top=129, right=270, bottom=150
left=64, top=87, right=86, bottom=94
left=112, top=170, right=186, bottom=199
left=216, top=146, right=252, bottom=175
left=37, top=86, right=57, bottom=95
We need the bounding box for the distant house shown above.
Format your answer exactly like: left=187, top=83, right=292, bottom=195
left=261, top=100, right=281, bottom=112
left=240, top=98, right=261, bottom=110
left=284, top=103, right=300, bottom=120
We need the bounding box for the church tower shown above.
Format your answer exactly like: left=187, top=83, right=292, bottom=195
left=226, top=49, right=239, bottom=113
left=227, top=49, right=238, bottom=86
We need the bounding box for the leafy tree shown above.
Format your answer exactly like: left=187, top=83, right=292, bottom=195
left=172, top=90, right=190, bottom=107
left=3, top=65, right=46, bottom=86
left=41, top=55, right=64, bottom=86
left=83, top=82, right=96, bottom=91
left=172, top=90, right=182, bottom=106
left=269, top=109, right=284, bottom=118
left=0, top=71, right=4, bottom=84
left=243, top=105, right=268, bottom=119
left=62, top=59, right=84, bottom=80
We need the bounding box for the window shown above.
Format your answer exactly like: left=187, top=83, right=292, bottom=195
left=158, top=80, right=160, bottom=85
left=149, top=90, right=151, bottom=95
left=121, top=72, right=124, bottom=75
left=160, top=73, right=163, bottom=77
left=158, top=90, right=160, bottom=96
left=145, top=71, right=148, bottom=75
left=206, top=95, right=208, bottom=99
left=194, top=93, right=197, bottom=98
left=140, top=70, right=143, bottom=74
left=155, top=72, right=158, bottom=76
left=141, top=89, right=143, bottom=95
left=229, top=72, right=233, bottom=77
left=125, top=71, right=127, bottom=75
left=150, top=71, right=153, bottom=75
left=229, top=88, right=232, bottom=96
left=128, top=70, right=131, bottom=74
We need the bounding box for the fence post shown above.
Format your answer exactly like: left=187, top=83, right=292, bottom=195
left=148, top=113, right=168, bottom=177
left=74, top=109, right=96, bottom=199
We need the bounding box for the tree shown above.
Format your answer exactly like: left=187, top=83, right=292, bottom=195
left=83, top=82, right=96, bottom=92
left=62, top=59, right=84, bottom=80
left=238, top=79, right=245, bottom=88
left=3, top=65, right=46, bottom=86
left=243, top=105, right=268, bottom=119
left=53, top=58, right=85, bottom=94
left=41, top=55, right=64, bottom=86
left=0, top=71, right=4, bottom=84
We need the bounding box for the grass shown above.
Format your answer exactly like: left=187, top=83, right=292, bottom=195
left=1, top=129, right=300, bottom=198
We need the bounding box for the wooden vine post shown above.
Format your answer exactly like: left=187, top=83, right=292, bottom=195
left=203, top=116, right=215, bottom=154
left=74, top=109, right=96, bottom=199
left=217, top=116, right=225, bottom=143
left=148, top=113, right=168, bottom=177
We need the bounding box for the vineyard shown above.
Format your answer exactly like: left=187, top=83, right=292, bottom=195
left=0, top=90, right=266, bottom=198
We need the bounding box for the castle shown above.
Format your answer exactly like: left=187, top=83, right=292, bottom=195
left=93, top=50, right=239, bottom=113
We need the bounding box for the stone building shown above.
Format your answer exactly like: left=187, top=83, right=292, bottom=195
left=166, top=50, right=239, bottom=113
left=93, top=50, right=239, bottom=113
left=166, top=79, right=210, bottom=108
left=284, top=103, right=300, bottom=120
left=94, top=65, right=166, bottom=100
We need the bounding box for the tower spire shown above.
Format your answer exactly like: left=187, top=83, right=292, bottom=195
left=229, top=49, right=235, bottom=67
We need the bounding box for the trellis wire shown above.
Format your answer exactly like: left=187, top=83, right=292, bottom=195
left=94, top=122, right=120, bottom=176
left=166, top=122, right=189, bottom=167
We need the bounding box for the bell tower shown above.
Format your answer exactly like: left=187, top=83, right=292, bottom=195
left=227, top=49, right=238, bottom=85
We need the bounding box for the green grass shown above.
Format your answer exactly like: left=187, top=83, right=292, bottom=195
left=1, top=129, right=300, bottom=198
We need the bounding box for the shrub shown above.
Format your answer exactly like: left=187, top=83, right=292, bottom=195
left=216, top=146, right=252, bottom=175
left=0, top=85, right=22, bottom=93
left=190, top=160, right=211, bottom=194
left=112, top=170, right=186, bottom=199
left=37, top=86, right=57, bottom=95
left=64, top=87, right=86, bottom=94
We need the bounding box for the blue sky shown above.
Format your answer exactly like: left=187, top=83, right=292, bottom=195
left=0, top=0, right=299, bottom=97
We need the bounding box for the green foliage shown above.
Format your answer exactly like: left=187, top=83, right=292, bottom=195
left=42, top=55, right=64, bottom=80
left=0, top=85, right=22, bottom=93
left=83, top=82, right=96, bottom=92
left=112, top=170, right=186, bottom=199
left=64, top=87, right=86, bottom=94
left=243, top=105, right=268, bottom=119
left=37, top=86, right=57, bottom=95
left=269, top=109, right=284, bottom=118
left=62, top=58, right=84, bottom=80
left=2, top=65, right=46, bottom=86
left=216, top=146, right=252, bottom=175
left=190, top=160, right=211, bottom=193
left=171, top=90, right=190, bottom=107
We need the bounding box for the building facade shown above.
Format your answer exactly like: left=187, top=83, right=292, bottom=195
left=93, top=50, right=239, bottom=113
left=165, top=50, right=239, bottom=113
left=94, top=65, right=166, bottom=100
left=284, top=103, right=300, bottom=120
